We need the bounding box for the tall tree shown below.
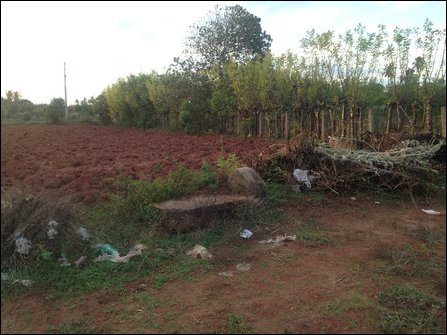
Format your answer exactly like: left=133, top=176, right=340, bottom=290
left=48, top=98, right=65, bottom=124
left=185, top=4, right=272, bottom=70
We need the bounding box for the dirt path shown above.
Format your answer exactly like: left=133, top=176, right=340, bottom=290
left=2, top=196, right=445, bottom=334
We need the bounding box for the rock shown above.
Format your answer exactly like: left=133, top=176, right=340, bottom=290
left=228, top=167, right=266, bottom=198
left=153, top=193, right=258, bottom=233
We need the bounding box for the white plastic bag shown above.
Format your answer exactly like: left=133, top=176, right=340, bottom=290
left=15, top=237, right=31, bottom=255
left=293, top=169, right=319, bottom=188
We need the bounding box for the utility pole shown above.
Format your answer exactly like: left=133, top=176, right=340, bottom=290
left=64, top=62, right=68, bottom=120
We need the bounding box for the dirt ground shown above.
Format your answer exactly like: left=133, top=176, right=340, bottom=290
left=1, top=125, right=445, bottom=333
left=1, top=195, right=445, bottom=333
left=1, top=125, right=275, bottom=203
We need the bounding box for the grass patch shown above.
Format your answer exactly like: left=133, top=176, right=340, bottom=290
left=324, top=291, right=375, bottom=316
left=373, top=244, right=445, bottom=280
left=414, top=223, right=446, bottom=246
left=225, top=314, right=252, bottom=334
left=294, top=220, right=333, bottom=246
left=47, top=318, right=103, bottom=334
left=1, top=160, right=291, bottom=300
left=377, top=285, right=446, bottom=334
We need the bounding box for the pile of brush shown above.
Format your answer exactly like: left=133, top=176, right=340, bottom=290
left=252, top=135, right=445, bottom=196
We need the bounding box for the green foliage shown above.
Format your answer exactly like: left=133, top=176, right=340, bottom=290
left=294, top=220, right=333, bottom=246
left=48, top=97, right=65, bottom=123
left=378, top=285, right=445, bottom=334
left=47, top=319, right=99, bottom=334
left=216, top=154, right=241, bottom=180
left=374, top=244, right=445, bottom=280
left=225, top=314, right=251, bottom=334
left=185, top=4, right=272, bottom=69
left=22, top=111, right=32, bottom=121
left=104, top=74, right=156, bottom=128
left=93, top=164, right=217, bottom=228
left=179, top=100, right=200, bottom=134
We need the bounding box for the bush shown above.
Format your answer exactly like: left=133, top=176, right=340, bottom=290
left=99, top=164, right=218, bottom=225
left=1, top=187, right=90, bottom=271
left=22, top=112, right=32, bottom=122
left=216, top=154, right=242, bottom=185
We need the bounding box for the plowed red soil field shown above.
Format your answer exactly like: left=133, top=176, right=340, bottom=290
left=1, top=124, right=275, bottom=202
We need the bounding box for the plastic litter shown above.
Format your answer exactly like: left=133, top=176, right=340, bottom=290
left=186, top=245, right=213, bottom=259
left=421, top=209, right=441, bottom=215
left=293, top=169, right=319, bottom=188
left=1, top=272, right=9, bottom=281
left=13, top=279, right=32, bottom=287
left=15, top=237, right=31, bottom=255
left=48, top=220, right=59, bottom=227
left=93, top=243, right=119, bottom=257
left=58, top=255, right=71, bottom=266
left=218, top=271, right=234, bottom=277
left=74, top=255, right=87, bottom=267
left=76, top=227, right=89, bottom=241
left=47, top=227, right=58, bottom=239
left=94, top=244, right=146, bottom=263
left=240, top=229, right=253, bottom=239
left=259, top=234, right=297, bottom=245
left=236, top=262, right=251, bottom=272
left=47, top=220, right=60, bottom=239
left=350, top=197, right=356, bottom=201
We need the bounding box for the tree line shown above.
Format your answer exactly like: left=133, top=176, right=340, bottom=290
left=2, top=5, right=446, bottom=139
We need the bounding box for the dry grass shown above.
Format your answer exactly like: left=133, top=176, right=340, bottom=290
left=1, top=186, right=90, bottom=271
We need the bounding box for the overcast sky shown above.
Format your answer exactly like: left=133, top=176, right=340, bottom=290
left=1, top=1, right=445, bottom=105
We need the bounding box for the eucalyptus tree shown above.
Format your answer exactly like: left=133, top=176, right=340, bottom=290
left=209, top=62, right=237, bottom=133
left=416, top=20, right=446, bottom=132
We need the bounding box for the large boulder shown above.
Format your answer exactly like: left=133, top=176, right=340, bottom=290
left=228, top=167, right=266, bottom=198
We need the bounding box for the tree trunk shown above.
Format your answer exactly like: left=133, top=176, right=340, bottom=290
left=340, top=104, right=345, bottom=137
left=358, top=108, right=363, bottom=140
left=441, top=106, right=446, bottom=138
left=410, top=102, right=416, bottom=135
left=385, top=105, right=392, bottom=134
left=349, top=105, right=354, bottom=139
left=396, top=104, right=401, bottom=131
left=367, top=107, right=373, bottom=133
left=329, top=108, right=335, bottom=136
left=315, top=109, right=320, bottom=139
left=258, top=111, right=263, bottom=138
left=423, top=100, right=431, bottom=133
left=237, top=111, right=241, bottom=136
left=321, top=109, right=326, bottom=141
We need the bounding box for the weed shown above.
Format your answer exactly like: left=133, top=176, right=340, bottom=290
left=324, top=292, right=374, bottom=316
left=154, top=274, right=168, bottom=289
left=264, top=182, right=304, bottom=206
left=414, top=223, right=445, bottom=246
left=294, top=220, right=333, bottom=246
left=374, top=244, right=445, bottom=279
left=377, top=285, right=446, bottom=334
left=216, top=154, right=242, bottom=184
left=225, top=314, right=251, bottom=334
left=47, top=318, right=100, bottom=334
left=324, top=299, right=342, bottom=316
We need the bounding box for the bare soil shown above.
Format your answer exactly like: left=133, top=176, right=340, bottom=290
left=1, top=124, right=445, bottom=334
left=1, top=124, right=274, bottom=203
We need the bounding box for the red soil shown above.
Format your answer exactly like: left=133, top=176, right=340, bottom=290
left=1, top=124, right=275, bottom=203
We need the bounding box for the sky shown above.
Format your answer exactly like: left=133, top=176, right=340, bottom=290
left=1, top=1, right=446, bottom=105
